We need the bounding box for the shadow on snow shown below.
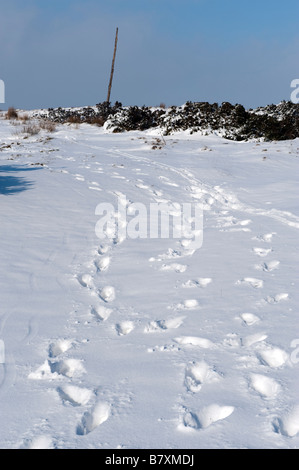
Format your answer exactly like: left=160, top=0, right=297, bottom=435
left=0, top=164, right=42, bottom=196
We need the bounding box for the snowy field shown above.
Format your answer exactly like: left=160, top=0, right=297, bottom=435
left=0, top=114, right=298, bottom=449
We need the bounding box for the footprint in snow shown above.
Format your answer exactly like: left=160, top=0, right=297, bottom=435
left=147, top=343, right=181, bottom=353
left=216, top=216, right=252, bottom=232
left=77, top=274, right=93, bottom=288
left=184, top=361, right=221, bottom=393
left=57, top=384, right=94, bottom=406
left=75, top=174, right=85, bottom=181
left=241, top=332, right=268, bottom=347
left=50, top=358, right=86, bottom=378
left=159, top=263, right=187, bottom=273
left=113, top=234, right=126, bottom=246
left=222, top=333, right=241, bottom=348
left=28, top=361, right=58, bottom=380
left=182, top=278, right=212, bottom=289
left=236, top=278, right=263, bottom=289
left=253, top=247, right=272, bottom=257
left=222, top=219, right=252, bottom=233
left=156, top=248, right=183, bottom=261
left=77, top=401, right=110, bottom=435
left=253, top=233, right=275, bottom=243
left=158, top=176, right=179, bottom=187
left=257, top=346, right=289, bottom=368
left=89, top=185, right=102, bottom=192
left=240, top=313, right=260, bottom=326
left=115, top=321, right=135, bottom=336
left=174, top=299, right=199, bottom=310
left=99, top=286, right=116, bottom=303
left=21, top=435, right=54, bottom=449
left=28, top=358, right=86, bottom=380
left=180, top=404, right=234, bottom=431
left=94, top=256, right=111, bottom=272
left=255, top=260, right=280, bottom=272
left=266, top=293, right=289, bottom=304
left=273, top=405, right=299, bottom=437
left=135, top=182, right=150, bottom=190
left=111, top=174, right=126, bottom=180
left=174, top=336, right=214, bottom=349
left=49, top=339, right=73, bottom=358
left=249, top=373, right=280, bottom=399
left=91, top=305, right=113, bottom=322
left=98, top=244, right=111, bottom=255
left=144, top=316, right=185, bottom=333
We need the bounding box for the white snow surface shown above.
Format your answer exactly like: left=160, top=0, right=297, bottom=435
left=0, top=115, right=298, bottom=449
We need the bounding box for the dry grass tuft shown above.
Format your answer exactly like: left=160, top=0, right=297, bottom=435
left=67, top=115, right=82, bottom=124
left=39, top=119, right=56, bottom=132
left=22, top=123, right=40, bottom=136
left=86, top=116, right=105, bottom=126
left=6, top=107, right=18, bottom=120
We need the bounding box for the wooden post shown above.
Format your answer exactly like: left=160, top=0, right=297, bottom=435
left=107, top=27, right=118, bottom=103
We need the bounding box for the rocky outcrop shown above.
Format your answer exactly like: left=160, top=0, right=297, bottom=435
left=40, top=100, right=299, bottom=141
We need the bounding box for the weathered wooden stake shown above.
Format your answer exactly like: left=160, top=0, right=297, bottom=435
left=107, top=27, right=118, bottom=103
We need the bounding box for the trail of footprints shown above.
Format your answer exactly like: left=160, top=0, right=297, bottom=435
left=26, top=240, right=115, bottom=446
left=173, top=225, right=294, bottom=437
left=135, top=179, right=295, bottom=438
left=25, top=187, right=141, bottom=445
left=25, top=171, right=298, bottom=446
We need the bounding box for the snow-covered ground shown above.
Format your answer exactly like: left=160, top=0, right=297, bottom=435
left=0, top=115, right=298, bottom=449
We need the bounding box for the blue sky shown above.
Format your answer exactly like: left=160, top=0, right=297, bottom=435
left=0, top=0, right=298, bottom=110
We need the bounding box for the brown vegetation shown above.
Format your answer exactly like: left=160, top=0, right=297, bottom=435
left=6, top=107, right=18, bottom=120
